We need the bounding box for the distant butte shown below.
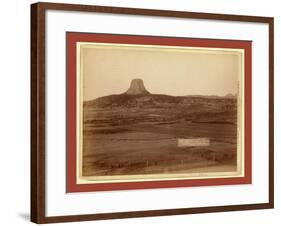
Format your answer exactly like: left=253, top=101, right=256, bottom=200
left=125, top=79, right=150, bottom=95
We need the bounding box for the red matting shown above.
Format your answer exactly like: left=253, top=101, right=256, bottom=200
left=66, top=32, right=252, bottom=193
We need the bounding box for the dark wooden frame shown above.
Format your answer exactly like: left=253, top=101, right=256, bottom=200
left=31, top=2, right=274, bottom=224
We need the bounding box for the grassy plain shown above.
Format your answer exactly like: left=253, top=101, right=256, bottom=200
left=82, top=95, right=237, bottom=177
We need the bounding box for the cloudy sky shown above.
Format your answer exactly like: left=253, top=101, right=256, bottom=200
left=81, top=43, right=242, bottom=101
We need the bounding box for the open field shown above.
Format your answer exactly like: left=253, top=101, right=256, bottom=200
left=82, top=95, right=238, bottom=177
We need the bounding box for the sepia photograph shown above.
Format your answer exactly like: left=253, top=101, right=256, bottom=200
left=77, top=41, right=245, bottom=183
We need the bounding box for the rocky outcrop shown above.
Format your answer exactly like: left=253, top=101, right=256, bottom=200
left=84, top=79, right=237, bottom=110
left=125, top=79, right=150, bottom=95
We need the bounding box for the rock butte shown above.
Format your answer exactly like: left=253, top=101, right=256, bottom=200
left=125, top=79, right=150, bottom=95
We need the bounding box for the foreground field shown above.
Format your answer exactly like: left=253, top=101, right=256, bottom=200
left=82, top=94, right=237, bottom=177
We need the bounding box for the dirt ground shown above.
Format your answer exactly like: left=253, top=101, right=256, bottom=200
left=82, top=97, right=238, bottom=177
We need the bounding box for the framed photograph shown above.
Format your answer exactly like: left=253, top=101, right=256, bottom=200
left=31, top=2, right=274, bottom=223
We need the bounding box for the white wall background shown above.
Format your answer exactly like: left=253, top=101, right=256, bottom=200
left=0, top=0, right=279, bottom=225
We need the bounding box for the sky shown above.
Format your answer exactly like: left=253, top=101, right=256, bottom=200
left=81, top=44, right=242, bottom=101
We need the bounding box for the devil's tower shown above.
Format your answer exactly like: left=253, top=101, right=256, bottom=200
left=125, top=79, right=150, bottom=95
